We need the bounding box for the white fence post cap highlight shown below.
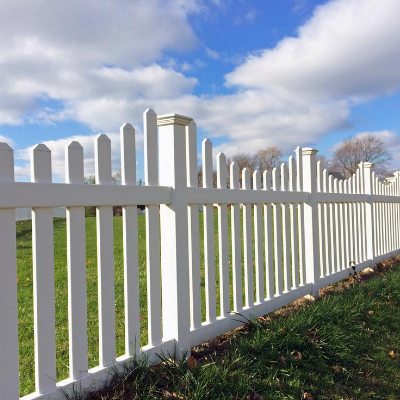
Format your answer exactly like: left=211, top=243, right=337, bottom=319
left=302, top=147, right=319, bottom=156
left=157, top=113, right=192, bottom=126
left=363, top=162, right=374, bottom=169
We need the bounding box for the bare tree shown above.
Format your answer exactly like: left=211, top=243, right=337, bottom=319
left=316, top=154, right=332, bottom=172
left=230, top=153, right=257, bottom=175
left=255, top=146, right=282, bottom=172
left=332, top=133, right=391, bottom=178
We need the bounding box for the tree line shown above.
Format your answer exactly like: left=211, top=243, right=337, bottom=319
left=84, top=133, right=392, bottom=201
left=197, top=133, right=392, bottom=188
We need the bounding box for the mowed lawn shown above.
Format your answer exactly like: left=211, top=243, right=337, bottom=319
left=17, top=210, right=234, bottom=396
left=87, top=261, right=400, bottom=400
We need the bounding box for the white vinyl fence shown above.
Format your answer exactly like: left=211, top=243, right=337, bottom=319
left=0, top=110, right=400, bottom=399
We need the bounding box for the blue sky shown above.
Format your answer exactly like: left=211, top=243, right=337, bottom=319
left=0, top=0, right=400, bottom=181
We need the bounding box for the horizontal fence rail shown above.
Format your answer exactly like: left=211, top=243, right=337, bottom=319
left=0, top=111, right=399, bottom=399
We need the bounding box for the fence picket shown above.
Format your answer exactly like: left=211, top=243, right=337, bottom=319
left=323, top=170, right=331, bottom=275
left=0, top=143, right=19, bottom=400
left=281, top=163, right=291, bottom=292
left=217, top=153, right=230, bottom=315
left=95, top=134, right=116, bottom=367
left=203, top=138, right=216, bottom=322
left=295, top=147, right=306, bottom=285
left=263, top=170, right=274, bottom=299
left=289, top=156, right=299, bottom=289
left=334, top=178, right=342, bottom=272
left=317, top=161, right=325, bottom=277
left=343, top=180, right=350, bottom=268
left=187, top=121, right=201, bottom=328
left=31, top=144, right=57, bottom=393
left=66, top=141, right=88, bottom=379
left=359, top=164, right=367, bottom=261
left=242, top=168, right=254, bottom=306
left=348, top=177, right=355, bottom=265
left=144, top=109, right=162, bottom=346
left=253, top=170, right=264, bottom=302
left=272, top=167, right=283, bottom=296
left=329, top=175, right=337, bottom=273
left=356, top=170, right=362, bottom=263
left=121, top=123, right=140, bottom=355
left=339, top=180, right=346, bottom=270
left=231, top=162, right=242, bottom=311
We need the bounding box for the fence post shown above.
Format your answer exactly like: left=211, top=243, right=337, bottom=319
left=363, top=163, right=375, bottom=267
left=0, top=143, right=19, bottom=400
left=157, top=114, right=191, bottom=360
left=302, top=148, right=320, bottom=298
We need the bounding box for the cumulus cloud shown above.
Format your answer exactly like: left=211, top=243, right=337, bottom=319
left=0, top=0, right=199, bottom=126
left=15, top=131, right=134, bottom=181
left=226, top=0, right=400, bottom=102
left=3, top=0, right=400, bottom=179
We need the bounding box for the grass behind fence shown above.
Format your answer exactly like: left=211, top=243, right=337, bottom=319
left=17, top=209, right=247, bottom=396
left=17, top=206, right=300, bottom=396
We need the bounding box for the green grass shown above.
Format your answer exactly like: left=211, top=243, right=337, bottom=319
left=18, top=211, right=234, bottom=396
left=83, top=263, right=400, bottom=399
left=16, top=211, right=394, bottom=398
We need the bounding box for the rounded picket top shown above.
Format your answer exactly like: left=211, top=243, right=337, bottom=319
left=217, top=151, right=226, bottom=161
left=263, top=169, right=272, bottom=190
left=67, top=141, right=83, bottom=149
left=120, top=122, right=135, bottom=131
left=272, top=167, right=280, bottom=191
left=202, top=138, right=213, bottom=188
left=31, top=144, right=52, bottom=183
left=242, top=168, right=250, bottom=190
left=96, top=133, right=111, bottom=142
left=33, top=143, right=51, bottom=152
left=230, top=162, right=239, bottom=189
left=334, top=178, right=339, bottom=193
left=66, top=141, right=84, bottom=184
left=0, top=142, right=14, bottom=182
left=0, top=142, right=13, bottom=151
left=253, top=170, right=261, bottom=190
left=144, top=108, right=156, bottom=116
left=217, top=152, right=227, bottom=189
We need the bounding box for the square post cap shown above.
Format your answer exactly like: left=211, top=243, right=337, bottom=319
left=157, top=114, right=193, bottom=126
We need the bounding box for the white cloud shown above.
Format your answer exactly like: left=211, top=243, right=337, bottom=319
left=0, top=0, right=199, bottom=125
left=226, top=0, right=400, bottom=102
left=3, top=0, right=400, bottom=178
left=205, top=47, right=220, bottom=60
left=15, top=131, right=137, bottom=182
